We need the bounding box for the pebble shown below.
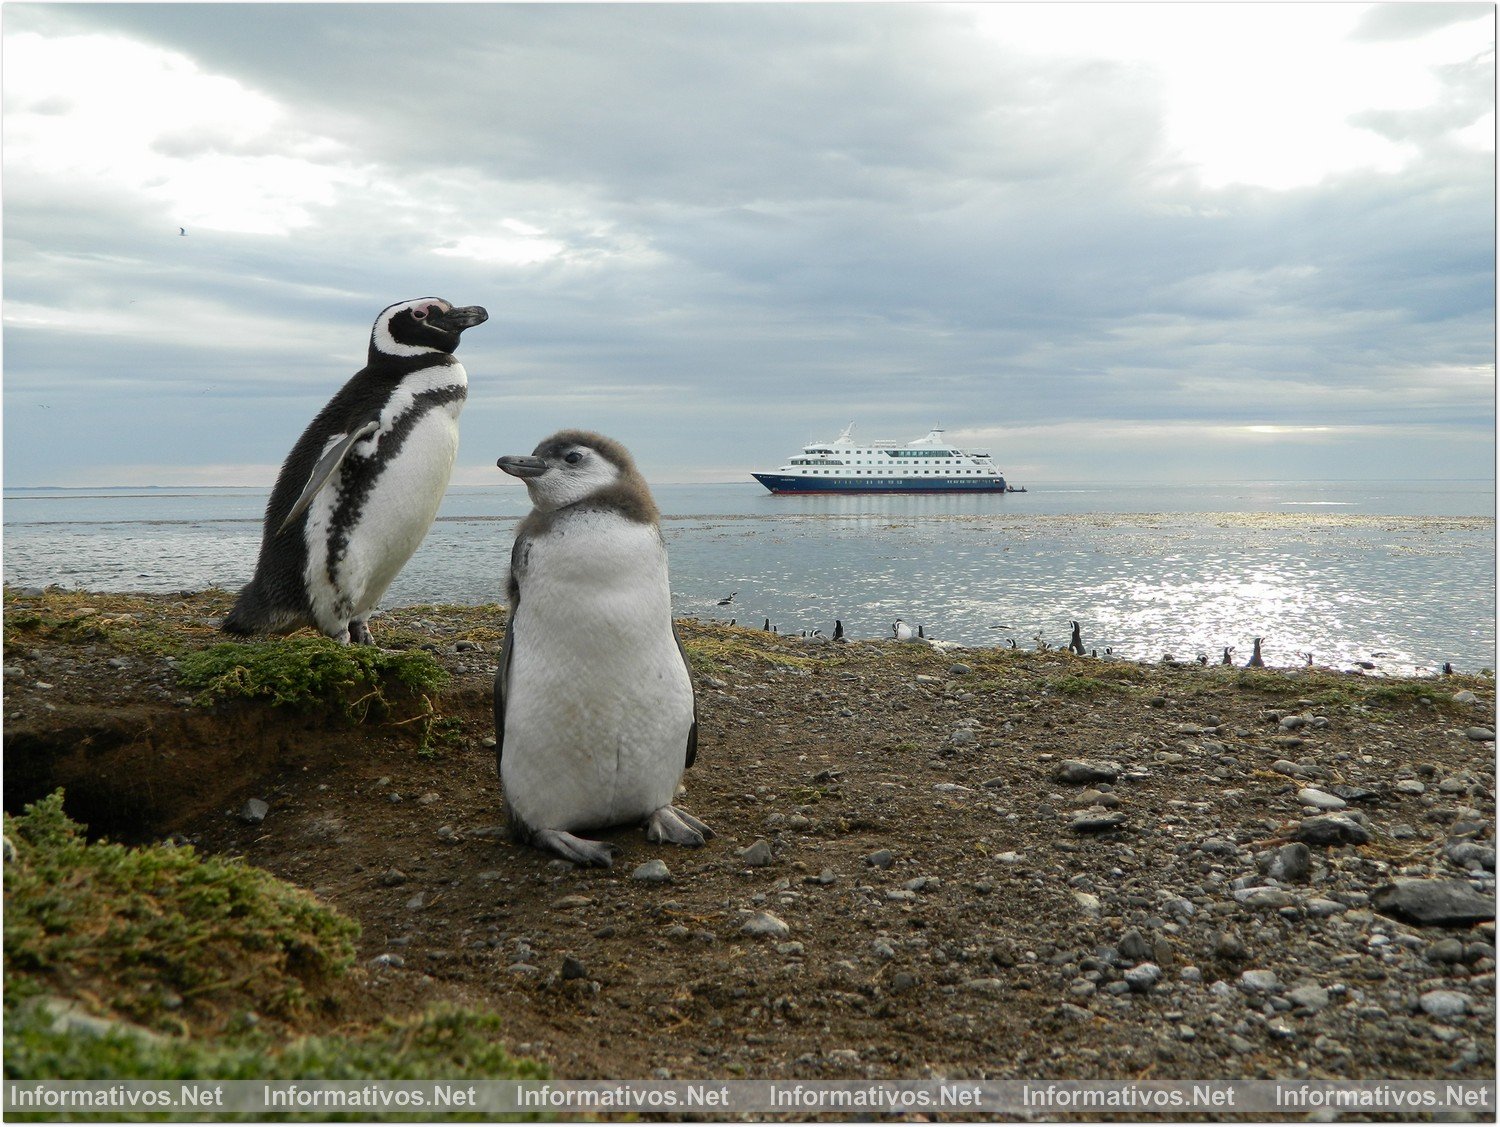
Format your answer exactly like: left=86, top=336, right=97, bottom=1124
left=1453, top=690, right=1477, bottom=705
left=1123, top=963, right=1162, bottom=993
left=1287, top=984, right=1329, bottom=1012
left=865, top=849, right=895, bottom=870
left=1234, top=888, right=1295, bottom=910
left=417, top=792, right=440, bottom=805
left=1053, top=760, right=1119, bottom=785
left=1394, top=779, right=1427, bottom=795
left=379, top=868, right=408, bottom=887
left=1117, top=928, right=1152, bottom=963
left=1418, top=990, right=1470, bottom=1019
left=561, top=955, right=588, bottom=981
left=948, top=729, right=978, bottom=748
left=738, top=839, right=773, bottom=867
left=1445, top=841, right=1496, bottom=872
left=1372, top=879, right=1495, bottom=927
left=238, top=799, right=269, bottom=825
left=552, top=894, right=593, bottom=910
left=949, top=663, right=971, bottom=675
left=1297, top=787, right=1347, bottom=812
left=1267, top=842, right=1313, bottom=883
left=368, top=953, right=405, bottom=969
left=1293, top=814, right=1371, bottom=846
left=871, top=939, right=897, bottom=960
left=741, top=911, right=790, bottom=938
left=1465, top=727, right=1495, bottom=742
left=962, top=978, right=1006, bottom=995
left=1069, top=810, right=1127, bottom=833
left=932, top=782, right=970, bottom=793
left=1239, top=969, right=1280, bottom=994
left=1425, top=938, right=1467, bottom=964
left=631, top=859, right=672, bottom=883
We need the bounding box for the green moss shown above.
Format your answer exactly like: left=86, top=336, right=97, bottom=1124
left=3, top=795, right=547, bottom=1109
left=4, top=792, right=359, bottom=1033
left=4, top=1006, right=548, bottom=1118
left=176, top=637, right=445, bottom=718
left=1047, top=674, right=1130, bottom=697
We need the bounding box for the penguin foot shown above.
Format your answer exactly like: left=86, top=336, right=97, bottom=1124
left=533, top=829, right=616, bottom=868
left=646, top=805, right=715, bottom=847
left=349, top=619, right=374, bottom=645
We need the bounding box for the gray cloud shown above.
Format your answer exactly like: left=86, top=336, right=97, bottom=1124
left=3, top=3, right=1493, bottom=487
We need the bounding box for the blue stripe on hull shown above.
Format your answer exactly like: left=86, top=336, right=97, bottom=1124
left=752, top=473, right=1008, bottom=494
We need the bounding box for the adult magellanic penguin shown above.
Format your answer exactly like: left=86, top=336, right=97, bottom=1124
left=223, top=297, right=487, bottom=644
left=494, top=429, right=711, bottom=867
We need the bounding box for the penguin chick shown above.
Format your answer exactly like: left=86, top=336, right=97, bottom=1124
left=494, top=430, right=711, bottom=868
left=223, top=297, right=487, bottom=644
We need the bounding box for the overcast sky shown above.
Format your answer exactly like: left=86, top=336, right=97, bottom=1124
left=3, top=2, right=1493, bottom=488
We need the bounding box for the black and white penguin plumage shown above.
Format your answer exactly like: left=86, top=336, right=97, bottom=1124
left=223, top=297, right=487, bottom=644
left=493, top=430, right=711, bottom=867
left=1245, top=637, right=1265, bottom=668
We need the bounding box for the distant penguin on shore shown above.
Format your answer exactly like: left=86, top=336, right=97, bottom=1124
left=493, top=430, right=711, bottom=867
left=833, top=620, right=845, bottom=642
left=893, top=619, right=915, bottom=642
left=223, top=297, right=487, bottom=644
left=1245, top=638, right=1265, bottom=668
left=1222, top=646, right=1235, bottom=665
left=1069, top=621, right=1085, bottom=655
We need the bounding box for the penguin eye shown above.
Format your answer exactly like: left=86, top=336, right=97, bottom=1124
left=411, top=308, right=428, bottom=321
left=563, top=451, right=584, bottom=465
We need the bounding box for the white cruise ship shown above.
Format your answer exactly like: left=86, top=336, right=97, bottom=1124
left=751, top=424, right=1010, bottom=494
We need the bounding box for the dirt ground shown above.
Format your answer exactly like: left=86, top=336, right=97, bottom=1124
left=4, top=587, right=1495, bottom=1085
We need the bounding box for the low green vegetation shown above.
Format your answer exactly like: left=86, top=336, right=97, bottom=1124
left=177, top=637, right=446, bottom=715
left=5, top=791, right=359, bottom=1033
left=3, top=793, right=546, bottom=1107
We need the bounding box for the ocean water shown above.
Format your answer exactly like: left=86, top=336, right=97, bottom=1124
left=3, top=479, right=1494, bottom=676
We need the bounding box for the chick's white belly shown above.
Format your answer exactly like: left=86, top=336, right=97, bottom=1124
left=502, top=588, right=693, bottom=833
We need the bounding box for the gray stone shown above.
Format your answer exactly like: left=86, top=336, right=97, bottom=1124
left=1287, top=984, right=1329, bottom=1012
left=631, top=859, right=672, bottom=883
left=1268, top=842, right=1313, bottom=883
left=561, top=955, right=588, bottom=980
left=368, top=953, right=405, bottom=969
left=1394, top=779, right=1427, bottom=796
left=239, top=798, right=269, bottom=825
left=1293, top=814, right=1371, bottom=846
left=1069, top=810, right=1127, bottom=833
left=1465, top=727, right=1495, bottom=742
left=1453, top=690, right=1477, bottom=705
left=1297, top=787, right=1347, bottom=811
left=1418, top=990, right=1470, bottom=1019
left=865, top=849, right=895, bottom=869
left=1425, top=938, right=1467, bottom=964
left=1123, top=963, right=1162, bottom=993
left=738, top=839, right=774, bottom=867
left=741, top=911, right=790, bottom=938
left=1373, top=879, right=1495, bottom=927
left=1117, top=928, right=1152, bottom=963
left=1239, top=969, right=1281, bottom=994
left=32, top=997, right=164, bottom=1047
left=1234, top=888, right=1295, bottom=910
left=1445, top=841, right=1496, bottom=872
left=1053, top=759, right=1119, bottom=785
left=949, top=729, right=978, bottom=748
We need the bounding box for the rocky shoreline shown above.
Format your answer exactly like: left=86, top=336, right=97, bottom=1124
left=3, top=586, right=1496, bottom=1097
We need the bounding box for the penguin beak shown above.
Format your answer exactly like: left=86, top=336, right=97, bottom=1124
left=497, top=455, right=548, bottom=479
left=431, top=305, right=488, bottom=332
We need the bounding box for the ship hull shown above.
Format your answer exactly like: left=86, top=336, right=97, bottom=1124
left=752, top=473, right=1009, bottom=494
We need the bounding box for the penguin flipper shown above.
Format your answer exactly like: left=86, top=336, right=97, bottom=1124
left=277, top=420, right=379, bottom=534
left=493, top=616, right=514, bottom=772
left=672, top=623, right=699, bottom=769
